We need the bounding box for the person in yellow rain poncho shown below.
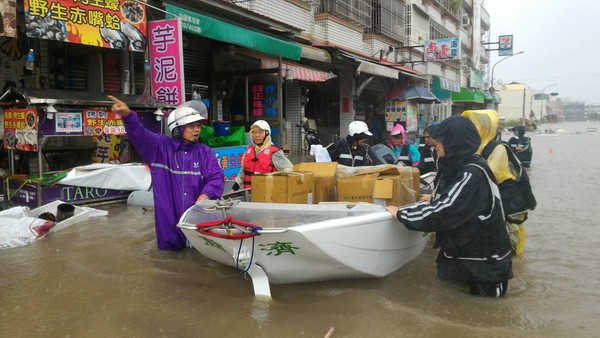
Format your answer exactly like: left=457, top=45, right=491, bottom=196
left=462, top=110, right=537, bottom=255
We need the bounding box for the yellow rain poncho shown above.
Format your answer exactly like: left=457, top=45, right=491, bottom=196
left=462, top=110, right=526, bottom=255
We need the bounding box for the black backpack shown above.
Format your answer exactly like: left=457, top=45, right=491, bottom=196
left=482, top=141, right=537, bottom=223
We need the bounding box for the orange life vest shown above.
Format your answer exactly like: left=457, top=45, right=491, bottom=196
left=243, top=145, right=279, bottom=188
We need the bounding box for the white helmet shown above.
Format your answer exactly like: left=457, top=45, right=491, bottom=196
left=348, top=121, right=372, bottom=137
left=167, top=100, right=208, bottom=132
left=250, top=120, right=271, bottom=136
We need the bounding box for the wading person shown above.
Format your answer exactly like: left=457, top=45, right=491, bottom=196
left=462, top=110, right=536, bottom=256
left=231, top=120, right=293, bottom=190
left=108, top=96, right=224, bottom=251
left=327, top=120, right=372, bottom=167
left=385, top=116, right=513, bottom=297
left=508, top=125, right=533, bottom=167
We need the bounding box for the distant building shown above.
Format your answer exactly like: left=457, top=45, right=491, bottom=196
left=584, top=104, right=600, bottom=121
left=563, top=101, right=586, bottom=122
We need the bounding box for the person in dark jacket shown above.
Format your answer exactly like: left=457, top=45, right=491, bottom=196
left=416, top=124, right=438, bottom=174
left=109, top=96, right=225, bottom=251
left=386, top=116, right=513, bottom=297
left=508, top=125, right=532, bottom=167
left=327, top=120, right=372, bottom=167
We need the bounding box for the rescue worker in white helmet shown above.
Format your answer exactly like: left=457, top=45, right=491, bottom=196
left=327, top=120, right=372, bottom=167
left=231, top=120, right=293, bottom=190
left=108, top=96, right=224, bottom=251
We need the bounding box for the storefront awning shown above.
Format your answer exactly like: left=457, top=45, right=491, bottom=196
left=432, top=76, right=460, bottom=100
left=451, top=87, right=485, bottom=103
left=337, top=51, right=397, bottom=79
left=166, top=4, right=302, bottom=60
left=261, top=60, right=336, bottom=82
left=299, top=44, right=331, bottom=63
left=434, top=76, right=460, bottom=92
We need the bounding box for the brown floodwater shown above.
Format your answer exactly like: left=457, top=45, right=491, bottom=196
left=1, top=121, right=599, bottom=337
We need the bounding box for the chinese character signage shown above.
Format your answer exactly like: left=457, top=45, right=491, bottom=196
left=25, top=0, right=147, bottom=52
left=83, top=109, right=125, bottom=136
left=498, top=35, right=513, bottom=56
left=250, top=83, right=277, bottom=117
left=1, top=0, right=17, bottom=38
left=92, top=134, right=123, bottom=163
left=212, top=145, right=246, bottom=180
left=149, top=18, right=185, bottom=107
left=3, top=108, right=38, bottom=151
left=424, top=38, right=461, bottom=62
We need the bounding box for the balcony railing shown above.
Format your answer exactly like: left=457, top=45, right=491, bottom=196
left=318, top=0, right=372, bottom=27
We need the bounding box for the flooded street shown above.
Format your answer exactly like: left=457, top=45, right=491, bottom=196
left=1, top=121, right=599, bottom=337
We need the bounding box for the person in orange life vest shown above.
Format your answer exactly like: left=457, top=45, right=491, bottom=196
left=387, top=123, right=420, bottom=166
left=231, top=120, right=293, bottom=190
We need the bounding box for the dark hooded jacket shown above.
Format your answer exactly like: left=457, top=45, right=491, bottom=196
left=508, top=125, right=532, bottom=166
left=394, top=116, right=513, bottom=283
left=327, top=134, right=370, bottom=167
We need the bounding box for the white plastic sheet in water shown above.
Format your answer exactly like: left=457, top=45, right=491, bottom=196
left=60, top=163, right=151, bottom=191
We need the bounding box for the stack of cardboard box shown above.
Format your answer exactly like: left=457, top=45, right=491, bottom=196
left=251, top=163, right=421, bottom=207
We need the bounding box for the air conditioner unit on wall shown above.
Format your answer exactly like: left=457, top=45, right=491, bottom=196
left=461, top=14, right=471, bottom=28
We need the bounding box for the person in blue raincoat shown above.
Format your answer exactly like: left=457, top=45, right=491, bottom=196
left=109, top=96, right=224, bottom=251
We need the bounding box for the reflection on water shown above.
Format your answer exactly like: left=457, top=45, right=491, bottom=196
left=2, top=122, right=600, bottom=337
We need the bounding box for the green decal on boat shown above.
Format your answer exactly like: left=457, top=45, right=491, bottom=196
left=201, top=236, right=225, bottom=251
left=259, top=242, right=299, bottom=256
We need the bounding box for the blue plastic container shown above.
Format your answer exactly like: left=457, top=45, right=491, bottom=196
left=213, top=121, right=231, bottom=137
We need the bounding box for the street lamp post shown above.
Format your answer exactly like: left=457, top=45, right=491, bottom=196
left=540, top=83, right=558, bottom=122
left=489, top=51, right=525, bottom=94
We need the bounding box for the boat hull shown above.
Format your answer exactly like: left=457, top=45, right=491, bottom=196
left=179, top=201, right=429, bottom=285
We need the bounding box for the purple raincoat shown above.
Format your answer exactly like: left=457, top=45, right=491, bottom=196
left=122, top=112, right=224, bottom=250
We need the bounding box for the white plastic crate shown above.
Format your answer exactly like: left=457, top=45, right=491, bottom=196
left=28, top=200, right=108, bottom=233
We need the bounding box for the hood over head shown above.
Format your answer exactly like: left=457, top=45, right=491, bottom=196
left=435, top=116, right=481, bottom=174
left=461, top=110, right=499, bottom=154
left=390, top=123, right=406, bottom=144
left=513, top=125, right=525, bottom=139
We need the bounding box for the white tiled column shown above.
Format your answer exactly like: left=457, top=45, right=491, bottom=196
left=284, top=81, right=302, bottom=153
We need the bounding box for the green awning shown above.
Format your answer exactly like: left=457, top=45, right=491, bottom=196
left=452, top=87, right=485, bottom=103
left=166, top=4, right=302, bottom=60
left=432, top=76, right=460, bottom=100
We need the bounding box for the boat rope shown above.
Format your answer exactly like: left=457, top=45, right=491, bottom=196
left=236, top=237, right=255, bottom=274
left=202, top=198, right=240, bottom=211
left=194, top=215, right=263, bottom=239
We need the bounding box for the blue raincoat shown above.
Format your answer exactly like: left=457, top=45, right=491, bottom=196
left=122, top=112, right=224, bottom=250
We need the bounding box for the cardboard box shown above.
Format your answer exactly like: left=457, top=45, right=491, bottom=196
left=336, top=173, right=378, bottom=203
left=251, top=171, right=314, bottom=204
left=293, top=162, right=338, bottom=204
left=370, top=166, right=421, bottom=204
left=373, top=175, right=403, bottom=206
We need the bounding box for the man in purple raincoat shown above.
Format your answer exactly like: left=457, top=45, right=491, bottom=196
left=109, top=96, right=224, bottom=251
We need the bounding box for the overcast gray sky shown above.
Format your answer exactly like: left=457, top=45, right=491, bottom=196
left=486, top=0, right=600, bottom=104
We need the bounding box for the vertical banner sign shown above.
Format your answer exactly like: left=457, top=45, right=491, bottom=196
left=24, top=0, right=147, bottom=51
left=3, top=108, right=38, bottom=151
left=149, top=18, right=185, bottom=107
left=424, top=38, right=461, bottom=62
left=498, top=35, right=514, bottom=56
